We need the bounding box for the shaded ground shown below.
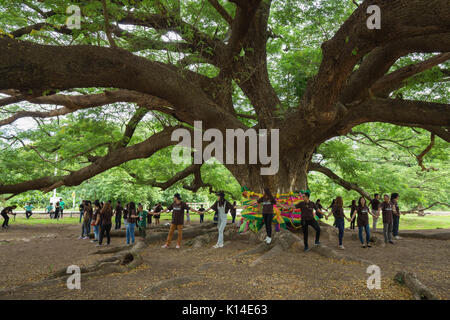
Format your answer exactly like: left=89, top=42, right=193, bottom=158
left=0, top=221, right=449, bottom=300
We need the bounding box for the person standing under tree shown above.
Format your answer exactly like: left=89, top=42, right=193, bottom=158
left=198, top=204, right=205, bottom=223
left=295, top=192, right=324, bottom=252
left=137, top=204, right=148, bottom=239
left=230, top=201, right=237, bottom=224
left=47, top=202, right=54, bottom=219
left=348, top=200, right=357, bottom=230
left=114, top=201, right=123, bottom=230
left=98, top=201, right=113, bottom=246
left=59, top=198, right=65, bottom=219
left=79, top=201, right=92, bottom=239
left=314, top=199, right=324, bottom=219
left=126, top=202, right=138, bottom=245
left=206, top=191, right=234, bottom=249
left=369, top=194, right=381, bottom=230
left=152, top=203, right=162, bottom=225
left=380, top=194, right=395, bottom=245
left=91, top=200, right=101, bottom=243
left=54, top=202, right=61, bottom=220
left=257, top=188, right=277, bottom=244
left=391, top=193, right=402, bottom=240
left=350, top=197, right=377, bottom=248
left=326, top=196, right=351, bottom=250
left=1, top=205, right=16, bottom=229
left=24, top=202, right=34, bottom=219
left=161, top=194, right=202, bottom=249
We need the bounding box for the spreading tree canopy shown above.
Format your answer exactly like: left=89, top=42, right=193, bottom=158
left=0, top=0, right=449, bottom=201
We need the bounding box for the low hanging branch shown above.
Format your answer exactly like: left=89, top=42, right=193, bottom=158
left=0, top=125, right=182, bottom=195
left=308, top=162, right=372, bottom=200
left=401, top=202, right=450, bottom=215
left=416, top=133, right=437, bottom=172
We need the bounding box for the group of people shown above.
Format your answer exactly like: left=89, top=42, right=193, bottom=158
left=78, top=200, right=147, bottom=246
left=1, top=198, right=67, bottom=228
left=75, top=192, right=239, bottom=249
left=306, top=192, right=402, bottom=251
left=46, top=198, right=66, bottom=219
left=1, top=190, right=403, bottom=253
left=251, top=189, right=403, bottom=252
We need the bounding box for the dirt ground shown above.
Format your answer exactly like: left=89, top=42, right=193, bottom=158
left=0, top=221, right=448, bottom=300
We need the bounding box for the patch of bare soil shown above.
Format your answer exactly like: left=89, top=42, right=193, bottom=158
left=0, top=223, right=448, bottom=300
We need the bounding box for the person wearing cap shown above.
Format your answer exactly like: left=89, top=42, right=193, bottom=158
left=160, top=193, right=202, bottom=249
left=205, top=191, right=234, bottom=248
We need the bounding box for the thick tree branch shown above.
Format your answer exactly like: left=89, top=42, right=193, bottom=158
left=113, top=107, right=149, bottom=149
left=127, top=163, right=199, bottom=190
left=308, top=162, right=371, bottom=200
left=416, top=133, right=438, bottom=172
left=0, top=37, right=244, bottom=131
left=207, top=0, right=233, bottom=25
left=0, top=125, right=182, bottom=195
left=301, top=0, right=450, bottom=121
left=341, top=98, right=450, bottom=136
left=371, top=53, right=450, bottom=97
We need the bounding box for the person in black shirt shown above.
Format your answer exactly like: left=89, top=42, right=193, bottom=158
left=1, top=205, right=16, bottom=228
left=198, top=204, right=206, bottom=223
left=350, top=197, right=377, bottom=248
left=54, top=202, right=61, bottom=220
left=391, top=193, right=402, bottom=240
left=348, top=200, right=357, bottom=230
left=326, top=196, right=351, bottom=249
left=315, top=200, right=324, bottom=219
left=257, top=188, right=277, bottom=244
left=230, top=201, right=237, bottom=224
left=114, top=201, right=123, bottom=229
left=152, top=203, right=163, bottom=225
left=79, top=201, right=85, bottom=224
left=380, top=195, right=395, bottom=244
left=295, top=193, right=324, bottom=252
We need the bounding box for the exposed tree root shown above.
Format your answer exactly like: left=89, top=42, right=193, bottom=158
left=0, top=239, right=146, bottom=297
left=395, top=271, right=439, bottom=300
left=249, top=245, right=284, bottom=267
left=233, top=224, right=374, bottom=267
left=90, top=244, right=130, bottom=255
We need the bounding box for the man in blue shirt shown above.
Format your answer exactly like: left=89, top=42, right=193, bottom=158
left=24, top=202, right=34, bottom=219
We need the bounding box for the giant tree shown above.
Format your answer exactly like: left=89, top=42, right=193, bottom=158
left=0, top=0, right=449, bottom=196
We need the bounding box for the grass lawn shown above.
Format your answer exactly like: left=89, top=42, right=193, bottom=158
left=5, top=212, right=450, bottom=230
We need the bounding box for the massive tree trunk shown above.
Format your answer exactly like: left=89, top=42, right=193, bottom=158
left=226, top=148, right=314, bottom=193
